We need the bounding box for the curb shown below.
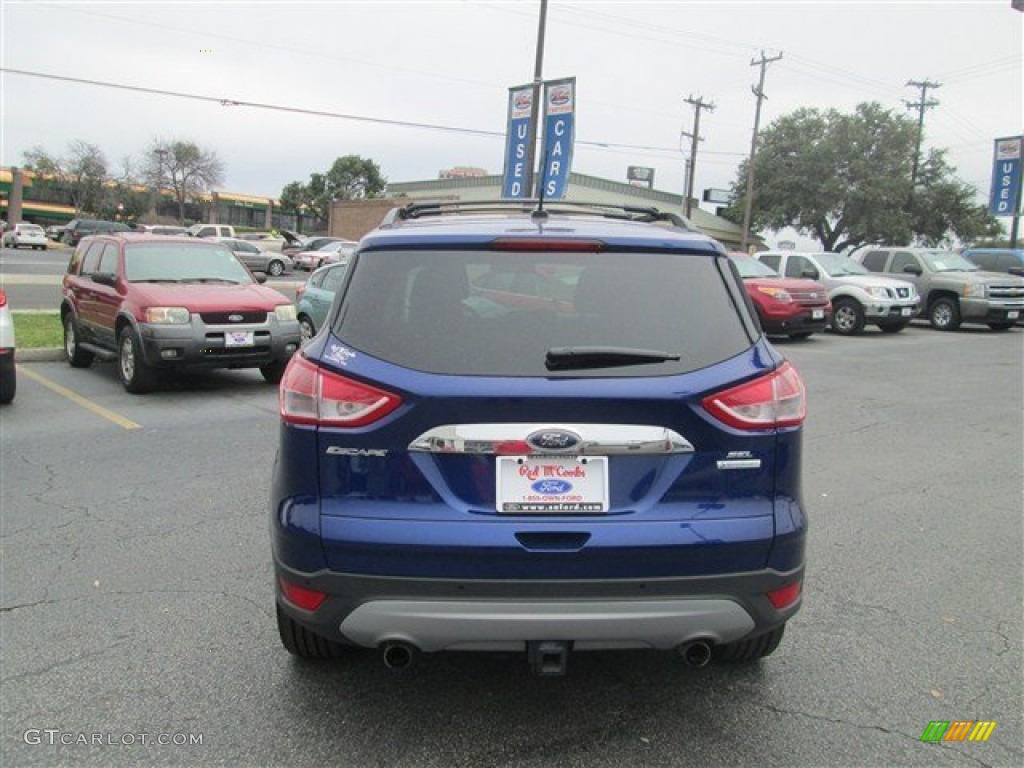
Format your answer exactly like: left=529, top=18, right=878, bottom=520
left=17, top=347, right=65, bottom=362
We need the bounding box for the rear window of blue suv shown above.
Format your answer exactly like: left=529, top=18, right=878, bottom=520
left=271, top=202, right=807, bottom=676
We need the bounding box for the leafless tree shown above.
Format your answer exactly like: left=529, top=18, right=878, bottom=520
left=143, top=139, right=225, bottom=224
left=22, top=140, right=108, bottom=216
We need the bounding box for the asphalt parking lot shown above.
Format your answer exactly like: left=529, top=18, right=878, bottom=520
left=1, top=326, right=1021, bottom=767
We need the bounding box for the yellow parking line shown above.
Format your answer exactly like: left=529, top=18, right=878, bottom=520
left=17, top=365, right=142, bottom=430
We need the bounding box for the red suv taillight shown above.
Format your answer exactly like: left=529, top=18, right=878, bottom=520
left=702, top=362, right=806, bottom=430
left=279, top=354, right=402, bottom=427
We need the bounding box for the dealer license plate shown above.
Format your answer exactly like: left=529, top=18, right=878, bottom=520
left=900, top=307, right=913, bottom=317
left=811, top=309, right=824, bottom=320
left=225, top=330, right=255, bottom=347
left=496, top=456, right=608, bottom=513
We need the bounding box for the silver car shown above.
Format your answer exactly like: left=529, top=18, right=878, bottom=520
left=217, top=237, right=294, bottom=277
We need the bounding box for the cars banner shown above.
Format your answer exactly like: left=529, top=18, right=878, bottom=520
left=540, top=78, right=576, bottom=200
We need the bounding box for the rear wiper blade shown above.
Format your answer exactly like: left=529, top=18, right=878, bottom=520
left=545, top=346, right=681, bottom=371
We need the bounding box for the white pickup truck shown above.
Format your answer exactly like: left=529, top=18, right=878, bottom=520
left=186, top=223, right=236, bottom=239
left=754, top=251, right=920, bottom=335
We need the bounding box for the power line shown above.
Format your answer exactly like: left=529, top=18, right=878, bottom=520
left=0, top=66, right=746, bottom=159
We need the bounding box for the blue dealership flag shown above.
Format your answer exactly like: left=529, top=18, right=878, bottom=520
left=989, top=136, right=1022, bottom=216
left=539, top=78, right=576, bottom=200
left=502, top=85, right=535, bottom=199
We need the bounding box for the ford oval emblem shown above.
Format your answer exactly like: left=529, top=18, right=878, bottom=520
left=526, top=429, right=581, bottom=452
left=531, top=479, right=573, bottom=495
left=228, top=314, right=243, bottom=323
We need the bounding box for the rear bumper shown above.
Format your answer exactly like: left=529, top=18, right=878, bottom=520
left=273, top=563, right=804, bottom=652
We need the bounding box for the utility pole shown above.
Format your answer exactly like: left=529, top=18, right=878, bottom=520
left=681, top=95, right=715, bottom=219
left=740, top=51, right=783, bottom=251
left=904, top=79, right=941, bottom=192
left=523, top=0, right=548, bottom=198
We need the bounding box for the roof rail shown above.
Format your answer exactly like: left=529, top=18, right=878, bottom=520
left=378, top=199, right=695, bottom=230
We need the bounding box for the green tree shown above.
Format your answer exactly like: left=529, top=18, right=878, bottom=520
left=724, top=102, right=1000, bottom=251
left=143, top=139, right=224, bottom=224
left=280, top=155, right=386, bottom=227
left=22, top=140, right=108, bottom=216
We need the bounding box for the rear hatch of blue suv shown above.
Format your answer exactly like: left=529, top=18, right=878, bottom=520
left=271, top=201, right=807, bottom=675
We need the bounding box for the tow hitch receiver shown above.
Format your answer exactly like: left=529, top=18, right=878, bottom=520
left=528, top=641, right=571, bottom=676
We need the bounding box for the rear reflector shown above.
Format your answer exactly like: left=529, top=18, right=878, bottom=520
left=701, top=362, right=806, bottom=430
left=767, top=581, right=802, bottom=610
left=278, top=578, right=327, bottom=611
left=279, top=354, right=402, bottom=427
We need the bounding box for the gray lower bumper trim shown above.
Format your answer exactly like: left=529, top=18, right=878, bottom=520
left=339, top=598, right=755, bottom=652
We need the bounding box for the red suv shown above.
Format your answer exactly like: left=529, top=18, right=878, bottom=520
left=61, top=233, right=301, bottom=393
left=730, top=253, right=831, bottom=339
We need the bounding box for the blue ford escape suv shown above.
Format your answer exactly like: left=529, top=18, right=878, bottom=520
left=271, top=200, right=807, bottom=675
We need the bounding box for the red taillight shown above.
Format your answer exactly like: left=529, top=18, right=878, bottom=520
left=490, top=238, right=604, bottom=252
left=295, top=286, right=305, bottom=302
left=278, top=577, right=327, bottom=611
left=279, top=354, right=402, bottom=427
left=0, top=290, right=7, bottom=307
left=767, top=581, right=802, bottom=610
left=702, top=362, right=806, bottom=430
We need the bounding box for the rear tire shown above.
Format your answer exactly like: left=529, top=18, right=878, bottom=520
left=118, top=326, right=157, bottom=394
left=64, top=314, right=94, bottom=368
left=260, top=358, right=289, bottom=384
left=713, top=624, right=786, bottom=663
left=0, top=363, right=15, bottom=404
left=830, top=298, right=865, bottom=335
left=929, top=297, right=961, bottom=331
left=276, top=604, right=348, bottom=659
left=876, top=321, right=908, bottom=333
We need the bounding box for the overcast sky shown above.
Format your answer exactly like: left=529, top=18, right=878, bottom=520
left=1, top=0, right=1021, bottom=242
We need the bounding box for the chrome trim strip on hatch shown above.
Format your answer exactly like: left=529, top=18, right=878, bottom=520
left=408, top=423, right=695, bottom=455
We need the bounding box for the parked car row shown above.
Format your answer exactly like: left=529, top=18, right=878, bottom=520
left=850, top=246, right=1024, bottom=331
left=754, top=251, right=920, bottom=335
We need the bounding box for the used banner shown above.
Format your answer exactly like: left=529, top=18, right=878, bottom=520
left=501, top=84, right=535, bottom=199
left=989, top=135, right=1022, bottom=216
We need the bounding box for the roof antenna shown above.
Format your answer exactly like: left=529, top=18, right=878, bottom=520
left=532, top=149, right=549, bottom=221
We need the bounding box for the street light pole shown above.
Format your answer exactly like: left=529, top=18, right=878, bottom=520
left=523, top=0, right=548, bottom=198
